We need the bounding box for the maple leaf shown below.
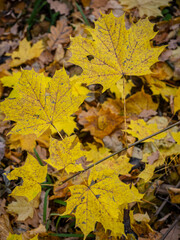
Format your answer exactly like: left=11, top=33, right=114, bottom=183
left=0, top=68, right=88, bottom=136
left=119, top=0, right=170, bottom=17
left=45, top=135, right=85, bottom=174
left=6, top=154, right=47, bottom=201
left=126, top=119, right=167, bottom=142
left=63, top=169, right=143, bottom=239
left=8, top=38, right=44, bottom=67
left=126, top=89, right=159, bottom=115
left=70, top=12, right=165, bottom=91
left=77, top=104, right=124, bottom=139
left=47, top=19, right=72, bottom=50
left=7, top=195, right=39, bottom=221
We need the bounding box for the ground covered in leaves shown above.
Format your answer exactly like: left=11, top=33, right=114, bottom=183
left=0, top=0, right=180, bottom=240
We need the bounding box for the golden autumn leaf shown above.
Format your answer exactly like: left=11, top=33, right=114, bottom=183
left=45, top=135, right=85, bottom=174
left=8, top=38, right=44, bottom=67
left=63, top=169, right=143, bottom=239
left=0, top=68, right=88, bottom=136
left=70, top=12, right=164, bottom=91
left=171, top=132, right=180, bottom=145
left=6, top=154, right=47, bottom=201
left=126, top=119, right=167, bottom=142
left=119, top=0, right=170, bottom=17
left=126, top=89, right=158, bottom=115
left=7, top=195, right=39, bottom=221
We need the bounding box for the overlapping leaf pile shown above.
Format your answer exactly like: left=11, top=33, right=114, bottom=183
left=0, top=7, right=180, bottom=240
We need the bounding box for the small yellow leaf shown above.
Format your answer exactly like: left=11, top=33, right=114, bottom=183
left=45, top=135, right=85, bottom=174
left=138, top=164, right=155, bottom=182
left=70, top=12, right=164, bottom=91
left=126, top=119, right=167, bottom=142
left=7, top=154, right=47, bottom=201
left=8, top=133, right=37, bottom=152
left=7, top=233, right=22, bottom=240
left=134, top=212, right=150, bottom=222
left=9, top=38, right=44, bottom=67
left=7, top=233, right=38, bottom=240
left=126, top=89, right=158, bottom=115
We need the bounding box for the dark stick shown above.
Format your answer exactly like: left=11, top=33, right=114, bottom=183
left=60, top=120, right=180, bottom=186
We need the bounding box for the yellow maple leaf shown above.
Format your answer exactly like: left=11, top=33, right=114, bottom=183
left=7, top=195, right=39, bottom=221
left=119, top=0, right=170, bottom=17
left=63, top=169, right=143, bottom=239
left=70, top=12, right=164, bottom=91
left=171, top=132, right=180, bottom=145
left=8, top=38, right=44, bottom=67
left=45, top=135, right=85, bottom=174
left=0, top=68, right=88, bottom=136
left=126, top=119, right=167, bottom=142
left=6, top=154, right=47, bottom=201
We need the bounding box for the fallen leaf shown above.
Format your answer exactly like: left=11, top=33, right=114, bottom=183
left=6, top=154, right=47, bottom=201
left=126, top=119, right=167, bottom=142
left=78, top=104, right=124, bottom=139
left=134, top=212, right=150, bottom=222
left=119, top=0, right=170, bottom=17
left=70, top=12, right=164, bottom=91
left=8, top=38, right=44, bottom=67
left=7, top=195, right=39, bottom=221
left=0, top=68, right=88, bottom=136
left=47, top=19, right=72, bottom=50
left=126, top=89, right=159, bottom=115
left=47, top=0, right=70, bottom=15
left=45, top=135, right=85, bottom=174
left=8, top=134, right=37, bottom=152
left=63, top=169, right=143, bottom=239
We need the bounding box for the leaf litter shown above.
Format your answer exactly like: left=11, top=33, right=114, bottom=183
left=0, top=1, right=180, bottom=240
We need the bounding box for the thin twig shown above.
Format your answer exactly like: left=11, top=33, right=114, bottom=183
left=59, top=120, right=180, bottom=186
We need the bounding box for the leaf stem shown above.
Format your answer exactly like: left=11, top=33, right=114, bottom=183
left=59, top=120, right=180, bottom=186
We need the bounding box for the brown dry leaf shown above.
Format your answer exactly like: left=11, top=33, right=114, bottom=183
left=22, top=224, right=46, bottom=239
left=47, top=19, right=72, bottom=50
left=126, top=89, right=159, bottom=115
left=7, top=196, right=40, bottom=221
left=0, top=214, right=13, bottom=240
left=78, top=104, right=124, bottom=139
left=47, top=0, right=70, bottom=15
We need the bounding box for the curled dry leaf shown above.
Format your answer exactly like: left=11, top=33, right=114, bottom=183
left=47, top=19, right=72, bottom=50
